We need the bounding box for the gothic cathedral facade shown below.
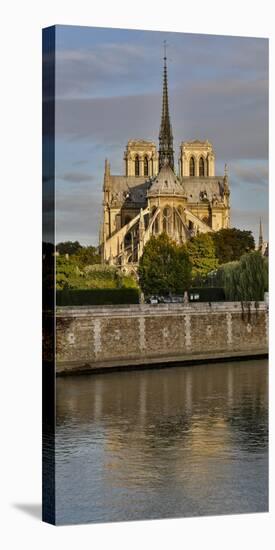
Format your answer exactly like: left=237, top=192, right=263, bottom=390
left=100, top=51, right=230, bottom=274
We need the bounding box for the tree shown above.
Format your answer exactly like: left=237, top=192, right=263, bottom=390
left=138, top=233, right=192, bottom=296
left=73, top=246, right=101, bottom=267
left=216, top=251, right=268, bottom=301
left=211, top=228, right=255, bottom=265
left=215, top=261, right=241, bottom=301
left=55, top=255, right=81, bottom=290
left=185, top=232, right=218, bottom=282
left=237, top=251, right=268, bottom=301
left=56, top=241, right=82, bottom=255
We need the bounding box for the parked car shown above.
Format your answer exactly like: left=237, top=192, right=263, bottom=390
left=146, top=294, right=185, bottom=304
left=147, top=295, right=159, bottom=304
left=171, top=295, right=184, bottom=303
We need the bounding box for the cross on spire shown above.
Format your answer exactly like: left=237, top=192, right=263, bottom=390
left=158, top=41, right=174, bottom=171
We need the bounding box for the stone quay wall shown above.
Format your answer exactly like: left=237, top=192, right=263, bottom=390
left=55, top=302, right=268, bottom=375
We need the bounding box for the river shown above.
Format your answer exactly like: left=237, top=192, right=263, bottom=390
left=56, top=359, right=268, bottom=524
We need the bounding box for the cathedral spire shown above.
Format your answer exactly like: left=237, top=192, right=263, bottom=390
left=158, top=41, right=174, bottom=171
left=258, top=218, right=263, bottom=249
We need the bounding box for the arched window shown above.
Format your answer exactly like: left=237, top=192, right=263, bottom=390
left=163, top=206, right=172, bottom=234
left=199, top=157, right=205, bottom=176
left=144, top=156, right=149, bottom=176
left=124, top=231, right=132, bottom=249
left=190, top=157, right=195, bottom=177
left=135, top=155, right=139, bottom=176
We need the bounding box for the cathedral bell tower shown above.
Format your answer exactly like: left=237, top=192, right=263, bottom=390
left=158, top=41, right=174, bottom=171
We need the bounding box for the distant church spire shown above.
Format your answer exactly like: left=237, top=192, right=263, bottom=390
left=258, top=218, right=263, bottom=249
left=158, top=41, right=174, bottom=171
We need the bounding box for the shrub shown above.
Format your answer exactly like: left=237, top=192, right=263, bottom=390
left=56, top=288, right=140, bottom=306
left=56, top=258, right=138, bottom=291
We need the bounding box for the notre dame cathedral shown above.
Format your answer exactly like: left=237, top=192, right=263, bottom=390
left=100, top=50, right=230, bottom=274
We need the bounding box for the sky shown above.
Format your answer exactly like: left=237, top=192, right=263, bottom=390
left=53, top=25, right=268, bottom=246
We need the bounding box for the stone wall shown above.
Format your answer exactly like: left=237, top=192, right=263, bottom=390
left=55, top=302, right=268, bottom=375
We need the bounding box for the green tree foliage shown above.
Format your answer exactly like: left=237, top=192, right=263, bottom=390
left=237, top=252, right=268, bottom=301
left=56, top=256, right=138, bottom=291
left=138, top=233, right=192, bottom=296
left=185, top=232, right=218, bottom=282
left=211, top=228, right=255, bottom=265
left=56, top=242, right=101, bottom=265
left=215, top=261, right=241, bottom=301
left=74, top=246, right=101, bottom=267
left=56, top=241, right=82, bottom=255
left=215, top=251, right=268, bottom=301
left=55, top=256, right=81, bottom=290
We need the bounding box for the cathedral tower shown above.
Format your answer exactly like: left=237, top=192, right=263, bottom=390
left=158, top=42, right=174, bottom=171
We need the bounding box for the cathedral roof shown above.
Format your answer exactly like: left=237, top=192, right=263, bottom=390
left=105, top=172, right=227, bottom=207
left=148, top=160, right=185, bottom=197
left=181, top=176, right=226, bottom=203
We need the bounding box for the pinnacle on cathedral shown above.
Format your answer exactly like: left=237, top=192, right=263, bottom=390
left=158, top=41, right=174, bottom=171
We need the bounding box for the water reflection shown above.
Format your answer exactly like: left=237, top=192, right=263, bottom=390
left=56, top=359, right=268, bottom=524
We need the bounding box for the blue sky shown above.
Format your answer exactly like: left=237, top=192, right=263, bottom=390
left=54, top=25, right=268, bottom=245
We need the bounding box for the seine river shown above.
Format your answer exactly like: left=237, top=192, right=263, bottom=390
left=56, top=359, right=268, bottom=525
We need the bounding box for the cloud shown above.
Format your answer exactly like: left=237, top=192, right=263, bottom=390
left=55, top=74, right=268, bottom=162
left=172, top=79, right=268, bottom=160
left=52, top=28, right=268, bottom=244
left=59, top=171, right=95, bottom=183
left=55, top=181, right=101, bottom=245
left=55, top=42, right=153, bottom=99
left=230, top=162, right=268, bottom=186
left=55, top=32, right=268, bottom=100
left=72, top=159, right=89, bottom=166
left=231, top=208, right=269, bottom=242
